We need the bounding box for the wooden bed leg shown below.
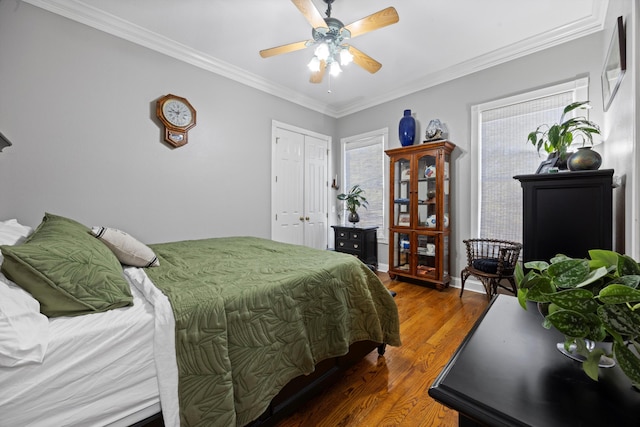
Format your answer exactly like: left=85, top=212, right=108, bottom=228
left=377, top=343, right=387, bottom=356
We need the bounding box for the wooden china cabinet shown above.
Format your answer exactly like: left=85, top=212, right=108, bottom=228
left=385, top=141, right=455, bottom=289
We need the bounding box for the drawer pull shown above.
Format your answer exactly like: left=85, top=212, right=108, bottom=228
left=353, top=234, right=359, bottom=238
left=339, top=242, right=345, bottom=247
left=339, top=232, right=346, bottom=237
left=353, top=244, right=359, bottom=249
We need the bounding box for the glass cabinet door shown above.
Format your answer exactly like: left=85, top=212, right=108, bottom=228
left=391, top=230, right=411, bottom=273
left=416, top=233, right=438, bottom=281
left=417, top=153, right=437, bottom=228
left=392, top=156, right=412, bottom=227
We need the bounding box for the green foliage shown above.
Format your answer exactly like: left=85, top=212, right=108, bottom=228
left=527, top=101, right=601, bottom=161
left=337, top=184, right=369, bottom=214
left=517, top=250, right=640, bottom=387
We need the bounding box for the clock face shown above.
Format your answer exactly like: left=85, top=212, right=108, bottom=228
left=162, top=99, right=193, bottom=127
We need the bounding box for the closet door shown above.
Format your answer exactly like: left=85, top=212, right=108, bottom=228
left=272, top=127, right=304, bottom=246
left=271, top=122, right=329, bottom=250
left=304, top=135, right=328, bottom=250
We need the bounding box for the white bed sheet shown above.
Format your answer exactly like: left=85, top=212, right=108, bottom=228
left=0, top=276, right=161, bottom=427
left=125, top=267, right=179, bottom=427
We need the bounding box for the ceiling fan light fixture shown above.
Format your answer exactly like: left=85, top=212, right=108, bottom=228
left=339, top=47, right=353, bottom=66
left=329, top=61, right=342, bottom=77
left=307, top=56, right=321, bottom=72
left=314, top=43, right=330, bottom=61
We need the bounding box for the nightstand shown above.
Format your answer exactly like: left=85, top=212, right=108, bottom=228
left=331, top=226, right=378, bottom=270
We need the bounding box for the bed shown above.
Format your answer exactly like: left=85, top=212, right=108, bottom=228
left=0, top=214, right=401, bottom=426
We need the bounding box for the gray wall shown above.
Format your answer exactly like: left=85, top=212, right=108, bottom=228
left=337, top=32, right=612, bottom=272
left=0, top=2, right=336, bottom=244
left=1, top=2, right=637, bottom=277
left=601, top=0, right=638, bottom=258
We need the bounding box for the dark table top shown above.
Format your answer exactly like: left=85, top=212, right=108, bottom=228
left=429, top=295, right=640, bottom=427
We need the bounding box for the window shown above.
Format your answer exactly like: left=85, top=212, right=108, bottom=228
left=471, top=78, right=589, bottom=241
left=341, top=129, right=388, bottom=241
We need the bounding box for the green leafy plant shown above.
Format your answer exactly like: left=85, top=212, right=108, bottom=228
left=527, top=101, right=601, bottom=161
left=516, top=250, right=640, bottom=386
left=337, top=184, right=369, bottom=215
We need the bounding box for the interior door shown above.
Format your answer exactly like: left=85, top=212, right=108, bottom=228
left=271, top=122, right=329, bottom=249
left=272, top=127, right=304, bottom=245
left=304, top=135, right=328, bottom=250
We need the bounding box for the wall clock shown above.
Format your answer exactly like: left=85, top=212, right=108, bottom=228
left=156, top=94, right=196, bottom=147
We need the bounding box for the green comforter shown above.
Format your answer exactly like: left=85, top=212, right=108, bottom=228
left=146, top=237, right=401, bottom=426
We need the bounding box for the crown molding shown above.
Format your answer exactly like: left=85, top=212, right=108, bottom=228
left=332, top=1, right=608, bottom=117
left=22, top=0, right=334, bottom=116
left=23, top=0, right=607, bottom=119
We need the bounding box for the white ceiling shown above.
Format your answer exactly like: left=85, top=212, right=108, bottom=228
left=25, top=0, right=607, bottom=118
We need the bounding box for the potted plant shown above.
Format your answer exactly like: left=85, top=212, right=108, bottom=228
left=527, top=101, right=601, bottom=168
left=337, top=184, right=369, bottom=224
left=516, top=249, right=640, bottom=387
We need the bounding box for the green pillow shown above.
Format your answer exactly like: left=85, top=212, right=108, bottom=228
left=0, top=213, right=132, bottom=317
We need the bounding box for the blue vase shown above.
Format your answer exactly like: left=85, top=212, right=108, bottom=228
left=399, top=109, right=416, bottom=147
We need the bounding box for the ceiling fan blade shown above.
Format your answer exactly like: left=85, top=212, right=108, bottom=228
left=291, top=0, right=327, bottom=29
left=344, top=7, right=399, bottom=39
left=349, top=46, right=382, bottom=74
left=260, top=40, right=310, bottom=58
left=309, top=60, right=326, bottom=83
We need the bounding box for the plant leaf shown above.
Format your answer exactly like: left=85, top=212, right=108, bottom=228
left=583, top=347, right=607, bottom=381
left=548, top=288, right=598, bottom=313
left=598, top=284, right=640, bottom=304
left=546, top=309, right=590, bottom=337
left=613, top=341, right=640, bottom=387
left=547, top=259, right=590, bottom=288
left=524, top=260, right=549, bottom=272
left=619, top=254, right=640, bottom=276
left=597, top=304, right=640, bottom=337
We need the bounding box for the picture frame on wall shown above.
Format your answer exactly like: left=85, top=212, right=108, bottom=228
left=535, top=157, right=558, bottom=174
left=601, top=16, right=626, bottom=112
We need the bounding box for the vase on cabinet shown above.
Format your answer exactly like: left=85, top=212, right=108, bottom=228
left=399, top=109, right=416, bottom=147
left=348, top=211, right=360, bottom=224
left=568, top=147, right=602, bottom=171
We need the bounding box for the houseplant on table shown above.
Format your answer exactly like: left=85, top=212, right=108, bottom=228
left=516, top=249, right=640, bottom=387
left=527, top=101, right=601, bottom=170
left=337, top=184, right=369, bottom=224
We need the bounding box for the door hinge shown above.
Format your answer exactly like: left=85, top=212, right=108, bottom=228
left=275, top=213, right=278, bottom=221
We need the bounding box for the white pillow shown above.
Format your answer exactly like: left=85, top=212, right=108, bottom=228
left=0, top=219, right=32, bottom=246
left=90, top=226, right=159, bottom=268
left=0, top=274, right=49, bottom=367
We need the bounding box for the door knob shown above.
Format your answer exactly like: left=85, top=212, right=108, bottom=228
left=305, top=216, right=310, bottom=221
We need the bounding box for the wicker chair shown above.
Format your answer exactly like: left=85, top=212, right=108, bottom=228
left=460, top=238, right=522, bottom=300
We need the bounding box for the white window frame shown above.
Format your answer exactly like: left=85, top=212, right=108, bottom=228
left=470, top=77, right=589, bottom=237
left=340, top=128, right=389, bottom=243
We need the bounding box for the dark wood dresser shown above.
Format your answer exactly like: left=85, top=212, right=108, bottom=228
left=514, top=169, right=613, bottom=263
left=331, top=225, right=378, bottom=270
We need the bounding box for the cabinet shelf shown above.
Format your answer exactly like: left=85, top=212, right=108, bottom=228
left=386, top=141, right=455, bottom=289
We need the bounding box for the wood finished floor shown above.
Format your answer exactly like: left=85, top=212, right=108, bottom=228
left=274, top=273, right=491, bottom=427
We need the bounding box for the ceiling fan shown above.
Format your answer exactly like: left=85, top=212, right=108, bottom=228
left=259, top=0, right=399, bottom=84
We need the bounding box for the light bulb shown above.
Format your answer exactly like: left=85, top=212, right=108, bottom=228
left=339, top=48, right=353, bottom=66
left=314, top=43, right=330, bottom=61
left=307, top=56, right=321, bottom=72
left=329, top=61, right=342, bottom=77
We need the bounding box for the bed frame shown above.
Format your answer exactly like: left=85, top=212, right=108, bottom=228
left=135, top=341, right=384, bottom=427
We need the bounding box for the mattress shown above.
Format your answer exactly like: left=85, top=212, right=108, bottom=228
left=0, top=275, right=161, bottom=427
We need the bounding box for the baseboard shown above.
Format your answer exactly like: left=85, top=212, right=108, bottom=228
left=377, top=263, right=487, bottom=295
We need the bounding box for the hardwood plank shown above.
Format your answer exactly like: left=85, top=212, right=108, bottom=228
left=275, top=274, right=491, bottom=427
